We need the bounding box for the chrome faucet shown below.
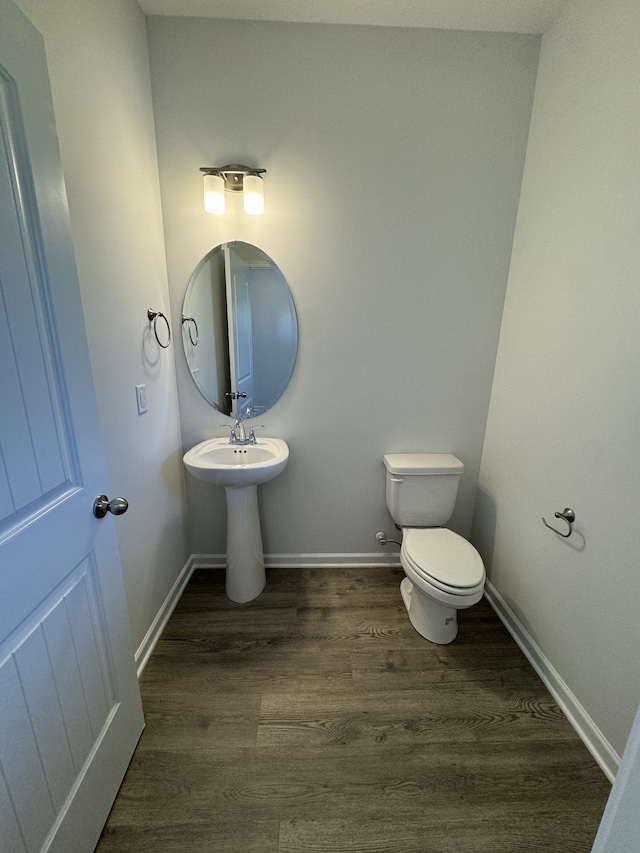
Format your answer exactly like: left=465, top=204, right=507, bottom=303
left=221, top=417, right=264, bottom=445
left=232, top=417, right=248, bottom=444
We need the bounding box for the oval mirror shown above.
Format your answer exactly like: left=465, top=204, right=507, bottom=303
left=182, top=241, right=298, bottom=417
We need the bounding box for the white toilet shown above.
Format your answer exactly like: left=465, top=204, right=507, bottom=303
left=383, top=452, right=485, bottom=644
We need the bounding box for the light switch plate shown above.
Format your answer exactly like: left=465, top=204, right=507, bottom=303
left=135, top=384, right=147, bottom=414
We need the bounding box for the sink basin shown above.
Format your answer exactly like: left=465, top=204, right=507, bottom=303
left=183, top=436, right=289, bottom=487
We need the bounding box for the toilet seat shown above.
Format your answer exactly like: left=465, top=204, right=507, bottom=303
left=401, top=528, right=485, bottom=596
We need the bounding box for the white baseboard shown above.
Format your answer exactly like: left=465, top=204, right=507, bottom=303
left=189, top=554, right=226, bottom=570
left=484, top=579, right=619, bottom=782
left=134, top=558, right=195, bottom=678
left=189, top=552, right=402, bottom=569
left=265, top=552, right=402, bottom=568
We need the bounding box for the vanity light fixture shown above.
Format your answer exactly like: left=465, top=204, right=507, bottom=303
left=200, top=164, right=266, bottom=215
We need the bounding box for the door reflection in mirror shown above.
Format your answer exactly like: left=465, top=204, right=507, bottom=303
left=182, top=242, right=298, bottom=417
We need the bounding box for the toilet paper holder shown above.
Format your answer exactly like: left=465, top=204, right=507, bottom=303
left=542, top=507, right=575, bottom=538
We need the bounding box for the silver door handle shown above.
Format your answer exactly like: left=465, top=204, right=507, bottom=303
left=93, top=495, right=129, bottom=518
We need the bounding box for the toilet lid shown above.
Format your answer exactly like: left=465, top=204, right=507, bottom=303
left=402, top=528, right=485, bottom=590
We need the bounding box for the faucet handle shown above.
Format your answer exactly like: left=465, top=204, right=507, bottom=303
left=219, top=424, right=235, bottom=444
left=248, top=424, right=264, bottom=443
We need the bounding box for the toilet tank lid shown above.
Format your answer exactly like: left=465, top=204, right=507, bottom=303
left=383, top=453, right=464, bottom=475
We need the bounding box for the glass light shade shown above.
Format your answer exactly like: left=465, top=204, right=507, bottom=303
left=243, top=173, right=264, bottom=215
left=203, top=173, right=225, bottom=214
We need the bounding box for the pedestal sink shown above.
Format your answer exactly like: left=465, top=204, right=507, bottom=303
left=183, top=437, right=289, bottom=603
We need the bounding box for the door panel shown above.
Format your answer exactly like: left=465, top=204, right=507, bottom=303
left=0, top=2, right=144, bottom=850
left=0, top=71, right=71, bottom=516
left=225, top=245, right=254, bottom=416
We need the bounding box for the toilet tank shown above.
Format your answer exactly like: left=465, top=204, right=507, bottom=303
left=383, top=453, right=464, bottom=527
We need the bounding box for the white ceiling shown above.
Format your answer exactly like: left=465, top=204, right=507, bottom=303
left=137, top=0, right=568, bottom=34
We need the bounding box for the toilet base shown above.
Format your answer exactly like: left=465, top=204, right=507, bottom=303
left=400, top=577, right=458, bottom=644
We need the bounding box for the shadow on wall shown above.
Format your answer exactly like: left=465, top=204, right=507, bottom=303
left=470, top=486, right=497, bottom=570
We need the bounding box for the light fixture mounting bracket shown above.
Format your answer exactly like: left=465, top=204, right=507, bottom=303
left=200, top=164, right=266, bottom=192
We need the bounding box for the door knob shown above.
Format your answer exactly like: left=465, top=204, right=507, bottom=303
left=93, top=495, right=129, bottom=519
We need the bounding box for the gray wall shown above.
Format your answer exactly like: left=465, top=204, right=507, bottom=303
left=15, top=0, right=190, bottom=654
left=474, top=0, right=640, bottom=761
left=148, top=18, right=540, bottom=557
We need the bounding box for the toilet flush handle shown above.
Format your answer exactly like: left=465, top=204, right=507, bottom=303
left=390, top=476, right=404, bottom=483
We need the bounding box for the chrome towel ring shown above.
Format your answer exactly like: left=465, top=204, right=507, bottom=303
left=542, top=507, right=575, bottom=538
left=147, top=308, right=171, bottom=348
left=182, top=315, right=199, bottom=346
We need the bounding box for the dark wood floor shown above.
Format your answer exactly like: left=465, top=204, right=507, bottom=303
left=96, top=566, right=611, bottom=852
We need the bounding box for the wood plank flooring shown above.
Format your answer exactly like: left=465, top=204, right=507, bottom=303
left=96, top=567, right=611, bottom=852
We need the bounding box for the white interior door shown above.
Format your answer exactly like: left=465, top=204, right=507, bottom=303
left=0, top=2, right=144, bottom=851
left=225, top=245, right=254, bottom=416
left=592, top=701, right=640, bottom=850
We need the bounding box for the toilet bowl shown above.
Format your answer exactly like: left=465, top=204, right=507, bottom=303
left=382, top=452, right=486, bottom=644
left=400, top=527, right=485, bottom=644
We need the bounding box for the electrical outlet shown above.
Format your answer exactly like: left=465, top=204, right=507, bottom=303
left=135, top=384, right=147, bottom=415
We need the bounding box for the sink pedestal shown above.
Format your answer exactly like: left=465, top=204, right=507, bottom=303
left=224, top=484, right=265, bottom=603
